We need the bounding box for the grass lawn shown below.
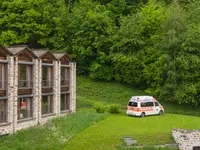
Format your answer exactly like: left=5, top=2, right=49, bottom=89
left=63, top=113, right=200, bottom=150
left=77, top=76, right=200, bottom=116
left=0, top=112, right=107, bottom=150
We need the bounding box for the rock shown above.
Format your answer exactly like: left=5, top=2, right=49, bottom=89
left=123, top=136, right=137, bottom=146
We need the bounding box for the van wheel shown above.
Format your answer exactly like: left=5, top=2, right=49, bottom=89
left=141, top=112, right=145, bottom=118
left=159, top=110, right=163, bottom=116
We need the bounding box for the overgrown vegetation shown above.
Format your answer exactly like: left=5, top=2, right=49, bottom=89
left=109, top=104, right=120, bottom=113
left=93, top=103, right=120, bottom=113
left=94, top=103, right=107, bottom=113
left=0, top=0, right=199, bottom=105
left=0, top=112, right=107, bottom=150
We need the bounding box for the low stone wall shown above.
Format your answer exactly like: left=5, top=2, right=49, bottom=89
left=172, top=128, right=200, bottom=150
left=0, top=124, right=12, bottom=135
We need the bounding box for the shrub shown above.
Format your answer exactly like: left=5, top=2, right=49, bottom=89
left=93, top=103, right=106, bottom=113
left=109, top=104, right=120, bottom=113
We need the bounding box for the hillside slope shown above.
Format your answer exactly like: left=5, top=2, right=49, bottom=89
left=77, top=76, right=200, bottom=116
left=77, top=76, right=146, bottom=108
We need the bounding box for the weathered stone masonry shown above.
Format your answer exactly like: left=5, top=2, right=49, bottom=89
left=172, top=128, right=200, bottom=150
left=0, top=45, right=76, bottom=135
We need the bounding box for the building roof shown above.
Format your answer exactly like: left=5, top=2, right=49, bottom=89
left=32, top=49, right=57, bottom=60
left=1, top=45, right=71, bottom=61
left=0, top=45, right=13, bottom=56
left=6, top=45, right=28, bottom=55
left=6, top=45, right=37, bottom=58
left=31, top=49, right=49, bottom=58
left=52, top=52, right=72, bottom=61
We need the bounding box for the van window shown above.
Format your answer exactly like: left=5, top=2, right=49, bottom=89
left=141, top=102, right=154, bottom=107
left=141, top=103, right=146, bottom=107
left=148, top=102, right=154, bottom=106
left=155, top=102, right=159, bottom=106
left=128, top=102, right=137, bottom=107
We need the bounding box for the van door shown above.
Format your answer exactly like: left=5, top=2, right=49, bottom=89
left=154, top=102, right=160, bottom=114
left=147, top=102, right=154, bottom=115
left=141, top=102, right=154, bottom=115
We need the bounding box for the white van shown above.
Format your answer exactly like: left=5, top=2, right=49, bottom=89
left=126, top=96, right=164, bottom=117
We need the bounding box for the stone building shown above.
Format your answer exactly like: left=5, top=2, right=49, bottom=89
left=0, top=45, right=76, bottom=135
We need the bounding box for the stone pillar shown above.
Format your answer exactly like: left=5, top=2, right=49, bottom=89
left=13, top=57, right=18, bottom=132
left=7, top=56, right=14, bottom=134
left=70, top=62, right=76, bottom=113
left=57, top=61, right=61, bottom=115
left=33, top=59, right=39, bottom=123
left=53, top=60, right=58, bottom=115
left=38, top=59, right=42, bottom=124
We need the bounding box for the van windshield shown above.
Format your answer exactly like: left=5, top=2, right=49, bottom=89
left=128, top=102, right=137, bottom=107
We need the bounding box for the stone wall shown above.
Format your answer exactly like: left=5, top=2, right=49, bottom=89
left=39, top=114, right=57, bottom=125
left=172, top=128, right=200, bottom=150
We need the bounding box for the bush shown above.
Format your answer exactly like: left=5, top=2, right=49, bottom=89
left=94, top=103, right=106, bottom=113
left=109, top=104, right=120, bottom=113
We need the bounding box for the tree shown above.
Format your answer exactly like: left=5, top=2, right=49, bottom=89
left=63, top=0, right=115, bottom=74
left=150, top=3, right=186, bottom=101
left=0, top=0, right=66, bottom=48
left=150, top=1, right=200, bottom=105
left=100, top=0, right=166, bottom=84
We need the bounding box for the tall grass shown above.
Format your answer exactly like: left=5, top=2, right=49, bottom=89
left=77, top=76, right=146, bottom=108
left=0, top=112, right=107, bottom=150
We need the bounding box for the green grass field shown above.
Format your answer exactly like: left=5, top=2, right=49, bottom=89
left=77, top=76, right=146, bottom=108
left=64, top=113, right=200, bottom=150
left=0, top=76, right=199, bottom=150
left=77, top=76, right=200, bottom=116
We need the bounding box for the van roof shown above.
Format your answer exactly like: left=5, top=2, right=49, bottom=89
left=129, top=96, right=155, bottom=102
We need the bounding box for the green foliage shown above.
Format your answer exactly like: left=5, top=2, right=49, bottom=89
left=0, top=0, right=200, bottom=105
left=106, top=0, right=130, bottom=25
left=0, top=0, right=66, bottom=48
left=108, top=104, right=120, bottom=113
left=77, top=0, right=200, bottom=106
left=92, top=0, right=166, bottom=85
left=93, top=103, right=107, bottom=113
left=147, top=2, right=200, bottom=105
left=63, top=0, right=115, bottom=74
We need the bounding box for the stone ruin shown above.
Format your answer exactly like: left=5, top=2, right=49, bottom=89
left=172, top=128, right=200, bottom=150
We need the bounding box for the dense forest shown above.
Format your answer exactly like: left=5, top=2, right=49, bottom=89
left=0, top=0, right=199, bottom=105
